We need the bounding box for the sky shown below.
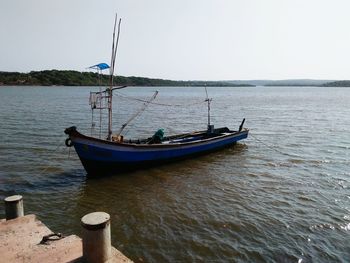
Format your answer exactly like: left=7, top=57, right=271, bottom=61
left=1, top=0, right=350, bottom=80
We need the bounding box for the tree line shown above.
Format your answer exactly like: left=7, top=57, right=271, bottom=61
left=0, top=70, right=253, bottom=87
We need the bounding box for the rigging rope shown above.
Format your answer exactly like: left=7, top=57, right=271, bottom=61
left=114, top=91, right=206, bottom=107
left=116, top=91, right=159, bottom=135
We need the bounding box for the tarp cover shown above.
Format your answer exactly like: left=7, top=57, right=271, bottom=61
left=89, top=63, right=110, bottom=70
left=153, top=129, right=164, bottom=142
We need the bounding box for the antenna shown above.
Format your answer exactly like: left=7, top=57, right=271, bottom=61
left=204, top=86, right=213, bottom=133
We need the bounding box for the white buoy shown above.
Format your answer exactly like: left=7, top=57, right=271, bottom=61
left=4, top=195, right=24, bottom=220
left=81, top=212, right=111, bottom=263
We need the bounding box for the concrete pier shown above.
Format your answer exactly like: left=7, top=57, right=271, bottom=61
left=0, top=196, right=132, bottom=263
left=0, top=214, right=132, bottom=263
left=0, top=214, right=82, bottom=262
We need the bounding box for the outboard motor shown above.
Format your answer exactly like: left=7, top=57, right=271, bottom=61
left=239, top=118, right=246, bottom=132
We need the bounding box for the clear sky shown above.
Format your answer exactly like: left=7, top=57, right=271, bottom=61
left=1, top=0, right=350, bottom=80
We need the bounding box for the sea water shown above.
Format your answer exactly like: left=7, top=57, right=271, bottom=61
left=0, top=86, right=349, bottom=262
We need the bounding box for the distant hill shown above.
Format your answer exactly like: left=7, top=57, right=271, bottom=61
left=227, top=79, right=334, bottom=86
left=264, top=79, right=335, bottom=86
left=225, top=80, right=271, bottom=86
left=322, top=80, right=350, bottom=87
left=0, top=70, right=253, bottom=87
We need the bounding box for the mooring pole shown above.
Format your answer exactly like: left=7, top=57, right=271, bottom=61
left=4, top=195, right=24, bottom=220
left=81, top=212, right=112, bottom=263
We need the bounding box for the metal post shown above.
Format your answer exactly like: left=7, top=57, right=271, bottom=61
left=81, top=212, right=111, bottom=263
left=4, top=195, right=24, bottom=220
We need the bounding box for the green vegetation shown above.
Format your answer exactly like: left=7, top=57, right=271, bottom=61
left=0, top=70, right=253, bottom=87
left=2, top=71, right=348, bottom=87
left=322, top=80, right=350, bottom=87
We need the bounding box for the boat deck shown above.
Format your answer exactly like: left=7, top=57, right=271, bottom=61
left=123, top=127, right=235, bottom=145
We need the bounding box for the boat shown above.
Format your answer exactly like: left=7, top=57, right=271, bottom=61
left=64, top=15, right=249, bottom=176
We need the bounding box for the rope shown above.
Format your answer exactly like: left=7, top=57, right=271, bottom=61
left=249, top=132, right=290, bottom=156
left=39, top=233, right=65, bottom=244
left=114, top=91, right=206, bottom=107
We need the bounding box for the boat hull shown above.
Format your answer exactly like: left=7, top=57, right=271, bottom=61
left=65, top=127, right=248, bottom=176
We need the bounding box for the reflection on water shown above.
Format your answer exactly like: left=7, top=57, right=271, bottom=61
left=0, top=86, right=349, bottom=262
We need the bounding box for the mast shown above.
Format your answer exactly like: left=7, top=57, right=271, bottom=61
left=107, top=14, right=122, bottom=141
left=204, top=86, right=212, bottom=132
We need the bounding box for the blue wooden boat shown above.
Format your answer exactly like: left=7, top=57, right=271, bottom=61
left=64, top=124, right=248, bottom=175
left=64, top=15, right=249, bottom=176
